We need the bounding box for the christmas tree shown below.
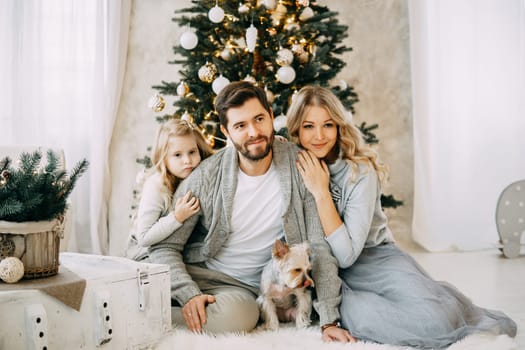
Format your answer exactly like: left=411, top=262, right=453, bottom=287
left=0, top=150, right=89, bottom=222
left=143, top=0, right=402, bottom=208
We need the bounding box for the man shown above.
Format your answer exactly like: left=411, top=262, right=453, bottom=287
left=149, top=81, right=353, bottom=342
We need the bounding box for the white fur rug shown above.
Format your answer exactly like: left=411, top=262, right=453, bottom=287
left=154, top=326, right=517, bottom=350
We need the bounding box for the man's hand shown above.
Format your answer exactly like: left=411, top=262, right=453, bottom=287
left=182, top=294, right=216, bottom=332
left=322, top=325, right=357, bottom=343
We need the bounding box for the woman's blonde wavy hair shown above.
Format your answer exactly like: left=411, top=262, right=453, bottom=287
left=150, top=119, right=214, bottom=208
left=286, top=85, right=387, bottom=182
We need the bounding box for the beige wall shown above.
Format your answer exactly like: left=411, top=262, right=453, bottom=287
left=109, top=0, right=414, bottom=256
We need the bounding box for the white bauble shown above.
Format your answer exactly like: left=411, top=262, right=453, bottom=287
left=220, top=48, right=232, bottom=61
left=299, top=6, right=314, bottom=21
left=238, top=3, right=250, bottom=14
left=273, top=114, right=288, bottom=131
left=181, top=112, right=194, bottom=124
left=263, top=0, right=276, bottom=10
left=277, top=66, right=296, bottom=84
left=243, top=75, right=256, bottom=83
left=176, top=82, right=189, bottom=97
left=265, top=88, right=275, bottom=103
left=208, top=5, right=225, bottom=23
left=212, top=75, right=230, bottom=94
left=180, top=31, right=198, bottom=50
left=0, top=257, right=24, bottom=283
left=246, top=24, right=258, bottom=53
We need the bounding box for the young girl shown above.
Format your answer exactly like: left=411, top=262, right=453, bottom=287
left=286, top=85, right=517, bottom=347
left=127, top=119, right=214, bottom=261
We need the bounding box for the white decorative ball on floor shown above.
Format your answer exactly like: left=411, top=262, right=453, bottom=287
left=180, top=31, right=198, bottom=50
left=0, top=256, right=24, bottom=283
left=212, top=75, right=230, bottom=94
left=208, top=5, right=225, bottom=23
left=277, top=66, right=296, bottom=84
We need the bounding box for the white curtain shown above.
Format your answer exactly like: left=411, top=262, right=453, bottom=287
left=0, top=0, right=131, bottom=254
left=409, top=0, right=525, bottom=251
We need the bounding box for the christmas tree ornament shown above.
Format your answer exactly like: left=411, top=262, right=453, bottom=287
left=284, top=19, right=300, bottom=31
left=267, top=27, right=277, bottom=36
left=220, top=48, right=232, bottom=60
left=262, top=0, right=276, bottom=10
left=291, top=43, right=309, bottom=63
left=198, top=62, right=218, bottom=83
left=338, top=79, right=348, bottom=90
left=243, top=74, right=256, bottom=83
left=238, top=3, right=250, bottom=14
left=276, top=48, right=294, bottom=66
left=265, top=87, right=275, bottom=103
left=296, top=0, right=309, bottom=6
left=277, top=65, right=296, bottom=84
left=212, top=74, right=230, bottom=94
left=0, top=256, right=24, bottom=283
left=272, top=3, right=287, bottom=24
left=147, top=93, right=166, bottom=112
left=246, top=24, right=258, bottom=53
left=176, top=82, right=190, bottom=97
left=299, top=6, right=314, bottom=21
left=181, top=112, right=194, bottom=124
left=180, top=31, right=198, bottom=50
left=208, top=4, right=225, bottom=23
left=273, top=114, right=288, bottom=131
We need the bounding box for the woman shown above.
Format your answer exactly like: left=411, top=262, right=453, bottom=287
left=286, top=85, right=517, bottom=348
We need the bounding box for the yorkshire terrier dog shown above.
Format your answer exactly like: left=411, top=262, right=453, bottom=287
left=257, top=239, right=315, bottom=330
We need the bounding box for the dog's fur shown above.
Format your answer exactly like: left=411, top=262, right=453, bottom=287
left=257, top=240, right=314, bottom=330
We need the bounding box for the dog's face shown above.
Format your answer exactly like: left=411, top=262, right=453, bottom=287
left=272, top=240, right=314, bottom=289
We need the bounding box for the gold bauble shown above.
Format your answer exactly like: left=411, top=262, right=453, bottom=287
left=148, top=93, right=166, bottom=112
left=198, top=62, right=218, bottom=83
left=276, top=48, right=294, bottom=66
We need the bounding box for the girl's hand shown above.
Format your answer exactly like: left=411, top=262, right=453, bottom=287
left=296, top=150, right=330, bottom=199
left=173, top=190, right=200, bottom=223
left=322, top=325, right=357, bottom=343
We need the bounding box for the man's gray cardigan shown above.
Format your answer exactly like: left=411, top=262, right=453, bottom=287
left=149, top=139, right=342, bottom=325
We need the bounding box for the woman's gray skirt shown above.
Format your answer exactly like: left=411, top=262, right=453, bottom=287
left=339, top=243, right=517, bottom=349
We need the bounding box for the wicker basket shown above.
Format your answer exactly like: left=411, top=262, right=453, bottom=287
left=0, top=217, right=64, bottom=279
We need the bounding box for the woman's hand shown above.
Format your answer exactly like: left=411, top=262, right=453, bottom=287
left=173, top=190, right=200, bottom=223
left=182, top=294, right=216, bottom=333
left=296, top=150, right=331, bottom=199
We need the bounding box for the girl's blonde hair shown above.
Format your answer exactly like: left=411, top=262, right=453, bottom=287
left=150, top=119, right=214, bottom=207
left=286, top=85, right=387, bottom=182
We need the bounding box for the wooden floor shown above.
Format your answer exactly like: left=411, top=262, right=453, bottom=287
left=401, top=241, right=524, bottom=348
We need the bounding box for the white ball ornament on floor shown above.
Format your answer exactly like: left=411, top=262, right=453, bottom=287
left=212, top=75, right=230, bottom=94
left=208, top=5, right=225, bottom=23
left=0, top=256, right=24, bottom=283
left=277, top=66, right=296, bottom=84
left=180, top=31, right=198, bottom=50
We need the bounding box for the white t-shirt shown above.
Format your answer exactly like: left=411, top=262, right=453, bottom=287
left=206, top=164, right=284, bottom=287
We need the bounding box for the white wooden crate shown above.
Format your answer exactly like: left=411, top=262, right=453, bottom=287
left=0, top=253, right=171, bottom=349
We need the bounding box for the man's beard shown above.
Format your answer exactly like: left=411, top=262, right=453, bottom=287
left=232, top=134, right=274, bottom=161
